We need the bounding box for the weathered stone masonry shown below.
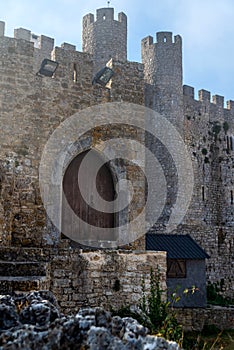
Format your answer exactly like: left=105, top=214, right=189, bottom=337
left=0, top=246, right=167, bottom=314
left=83, top=8, right=127, bottom=73
left=0, top=7, right=233, bottom=312
left=0, top=10, right=163, bottom=311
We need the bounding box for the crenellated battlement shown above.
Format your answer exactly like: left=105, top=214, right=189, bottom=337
left=0, top=21, right=5, bottom=36
left=227, top=100, right=234, bottom=110
left=142, top=32, right=182, bottom=48
left=157, top=31, right=182, bottom=44
left=198, top=89, right=211, bottom=103
left=0, top=20, right=96, bottom=92
left=0, top=21, right=56, bottom=52
left=0, top=20, right=80, bottom=56
left=83, top=8, right=127, bottom=26
left=183, top=85, right=234, bottom=112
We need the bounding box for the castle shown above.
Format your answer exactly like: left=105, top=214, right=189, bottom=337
left=0, top=7, right=233, bottom=314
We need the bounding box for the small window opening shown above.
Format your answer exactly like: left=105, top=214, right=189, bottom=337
left=202, top=186, right=205, bottom=201
left=103, top=14, right=106, bottom=20
left=226, top=136, right=230, bottom=151
left=73, top=63, right=78, bottom=82
left=231, top=190, right=233, bottom=205
left=230, top=136, right=233, bottom=151
left=167, top=259, right=186, bottom=278
left=164, top=37, right=167, bottom=42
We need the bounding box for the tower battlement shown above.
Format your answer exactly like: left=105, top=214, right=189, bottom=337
left=141, top=31, right=182, bottom=88
left=142, top=32, right=182, bottom=47
left=82, top=8, right=127, bottom=73
left=157, top=31, right=181, bottom=44
left=83, top=8, right=127, bottom=26
left=142, top=31, right=183, bottom=130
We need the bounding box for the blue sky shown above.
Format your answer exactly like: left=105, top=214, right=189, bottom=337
left=0, top=0, right=233, bottom=102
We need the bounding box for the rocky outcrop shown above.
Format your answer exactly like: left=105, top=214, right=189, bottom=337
left=0, top=291, right=181, bottom=349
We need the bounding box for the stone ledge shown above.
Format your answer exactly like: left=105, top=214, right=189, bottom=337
left=174, top=306, right=234, bottom=331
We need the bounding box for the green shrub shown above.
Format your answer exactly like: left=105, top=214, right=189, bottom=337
left=112, top=267, right=183, bottom=345
left=207, top=281, right=234, bottom=306
left=212, top=122, right=221, bottom=135
left=223, top=121, right=229, bottom=133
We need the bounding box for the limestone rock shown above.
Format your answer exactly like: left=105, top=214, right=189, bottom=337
left=0, top=291, right=181, bottom=349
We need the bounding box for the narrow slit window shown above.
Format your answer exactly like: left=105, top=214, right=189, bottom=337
left=230, top=136, right=233, bottom=151
left=103, top=14, right=106, bottom=20
left=227, top=136, right=230, bottom=151
left=73, top=63, right=78, bottom=82
left=202, top=186, right=205, bottom=201
left=231, top=190, right=233, bottom=205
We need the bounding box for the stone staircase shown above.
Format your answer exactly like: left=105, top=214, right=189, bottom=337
left=0, top=247, right=50, bottom=294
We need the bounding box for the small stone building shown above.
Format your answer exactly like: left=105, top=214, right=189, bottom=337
left=146, top=234, right=210, bottom=307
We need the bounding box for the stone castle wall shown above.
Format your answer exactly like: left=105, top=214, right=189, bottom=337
left=141, top=28, right=233, bottom=298
left=0, top=16, right=154, bottom=312
left=0, top=246, right=167, bottom=314
left=181, top=87, right=234, bottom=298
left=50, top=249, right=166, bottom=313
left=175, top=306, right=234, bottom=331
left=0, top=23, right=145, bottom=249
left=0, top=6, right=233, bottom=308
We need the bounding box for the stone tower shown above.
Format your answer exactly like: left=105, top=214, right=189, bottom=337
left=142, top=32, right=183, bottom=132
left=142, top=33, right=184, bottom=233
left=82, top=8, right=127, bottom=73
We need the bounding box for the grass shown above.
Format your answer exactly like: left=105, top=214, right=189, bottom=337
left=183, top=329, right=234, bottom=350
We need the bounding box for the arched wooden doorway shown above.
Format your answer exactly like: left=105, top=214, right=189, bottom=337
left=62, top=149, right=115, bottom=244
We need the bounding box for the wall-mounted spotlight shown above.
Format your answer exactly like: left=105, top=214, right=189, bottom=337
left=37, top=59, right=59, bottom=77
left=92, top=66, right=114, bottom=86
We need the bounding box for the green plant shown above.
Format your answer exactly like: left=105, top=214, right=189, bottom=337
left=223, top=121, right=229, bottom=133
left=111, top=267, right=183, bottom=345
left=158, top=312, right=183, bottom=345
left=207, top=281, right=234, bottom=306
left=212, top=121, right=222, bottom=142
left=140, top=267, right=183, bottom=345
left=112, top=269, right=202, bottom=348
left=141, top=268, right=168, bottom=328
left=182, top=330, right=222, bottom=350
left=212, top=122, right=221, bottom=135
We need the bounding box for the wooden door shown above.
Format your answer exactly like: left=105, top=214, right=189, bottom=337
left=62, top=149, right=115, bottom=243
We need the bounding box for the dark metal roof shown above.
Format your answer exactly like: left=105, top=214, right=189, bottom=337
left=146, top=234, right=210, bottom=259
